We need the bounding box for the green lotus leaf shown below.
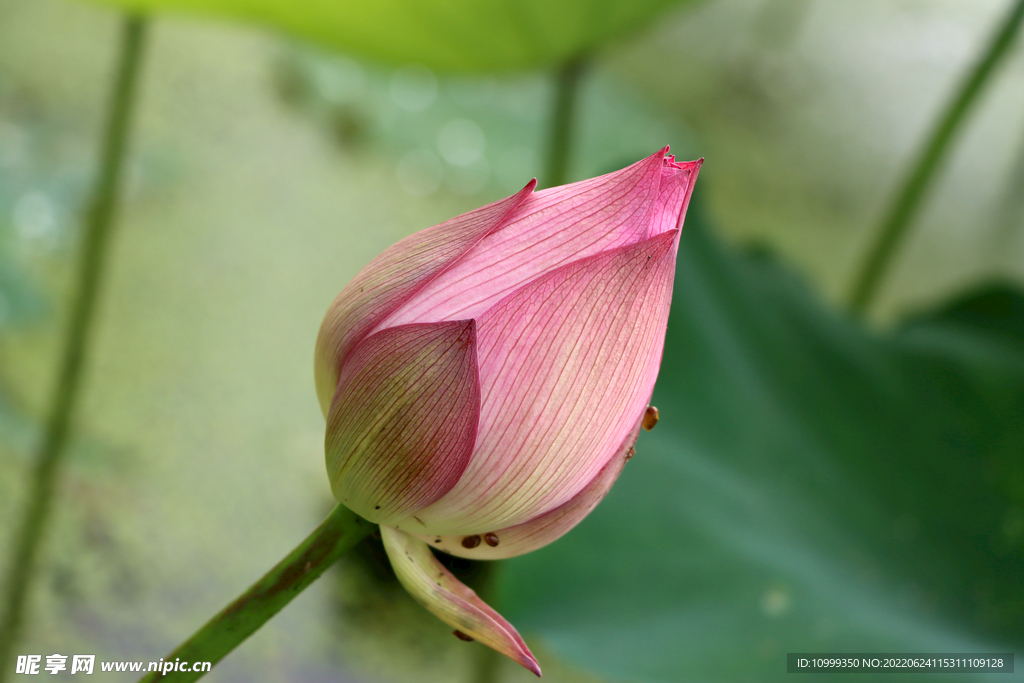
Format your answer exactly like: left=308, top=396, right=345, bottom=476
left=88, top=0, right=692, bottom=72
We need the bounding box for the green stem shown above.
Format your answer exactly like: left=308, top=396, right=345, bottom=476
left=543, top=56, right=588, bottom=188
left=137, top=505, right=372, bottom=682
left=472, top=643, right=503, bottom=683
left=469, top=561, right=503, bottom=683
left=989, top=111, right=1024, bottom=259
left=0, top=15, right=147, bottom=678
left=848, top=0, right=1024, bottom=315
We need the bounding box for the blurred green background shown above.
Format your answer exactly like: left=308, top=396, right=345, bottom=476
left=1, top=0, right=1023, bottom=681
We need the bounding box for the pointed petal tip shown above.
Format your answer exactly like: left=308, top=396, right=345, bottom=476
left=513, top=642, right=542, bottom=676
left=504, top=638, right=542, bottom=677
left=380, top=526, right=541, bottom=675
left=511, top=176, right=538, bottom=196
left=661, top=150, right=703, bottom=172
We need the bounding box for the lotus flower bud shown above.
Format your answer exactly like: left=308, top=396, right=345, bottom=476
left=315, top=148, right=701, bottom=675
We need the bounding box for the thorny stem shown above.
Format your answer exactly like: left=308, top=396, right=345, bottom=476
left=137, top=505, right=373, bottom=683
left=0, top=16, right=148, bottom=679
left=543, top=56, right=588, bottom=189
left=847, top=0, right=1024, bottom=315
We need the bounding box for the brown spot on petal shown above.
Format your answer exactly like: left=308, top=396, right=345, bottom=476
left=625, top=446, right=636, bottom=461
left=461, top=535, right=481, bottom=549
left=484, top=533, right=499, bottom=547
left=643, top=406, right=660, bottom=431
left=453, top=630, right=474, bottom=642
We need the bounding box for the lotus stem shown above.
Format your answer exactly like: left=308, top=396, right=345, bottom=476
left=0, top=15, right=148, bottom=679
left=468, top=560, right=503, bottom=683
left=137, top=504, right=373, bottom=683
left=988, top=112, right=1024, bottom=261
left=543, top=56, right=588, bottom=188
left=471, top=635, right=504, bottom=683
left=847, top=0, right=1024, bottom=315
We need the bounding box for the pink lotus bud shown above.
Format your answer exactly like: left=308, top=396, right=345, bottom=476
left=315, top=148, right=700, bottom=674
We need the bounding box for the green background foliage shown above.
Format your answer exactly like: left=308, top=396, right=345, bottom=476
left=87, top=0, right=689, bottom=72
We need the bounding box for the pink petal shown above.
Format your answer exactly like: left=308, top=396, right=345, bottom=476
left=410, top=408, right=646, bottom=559
left=396, top=229, right=680, bottom=536
left=380, top=525, right=541, bottom=677
left=379, top=148, right=693, bottom=328
left=652, top=156, right=702, bottom=236
left=326, top=321, right=480, bottom=524
left=315, top=181, right=535, bottom=416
